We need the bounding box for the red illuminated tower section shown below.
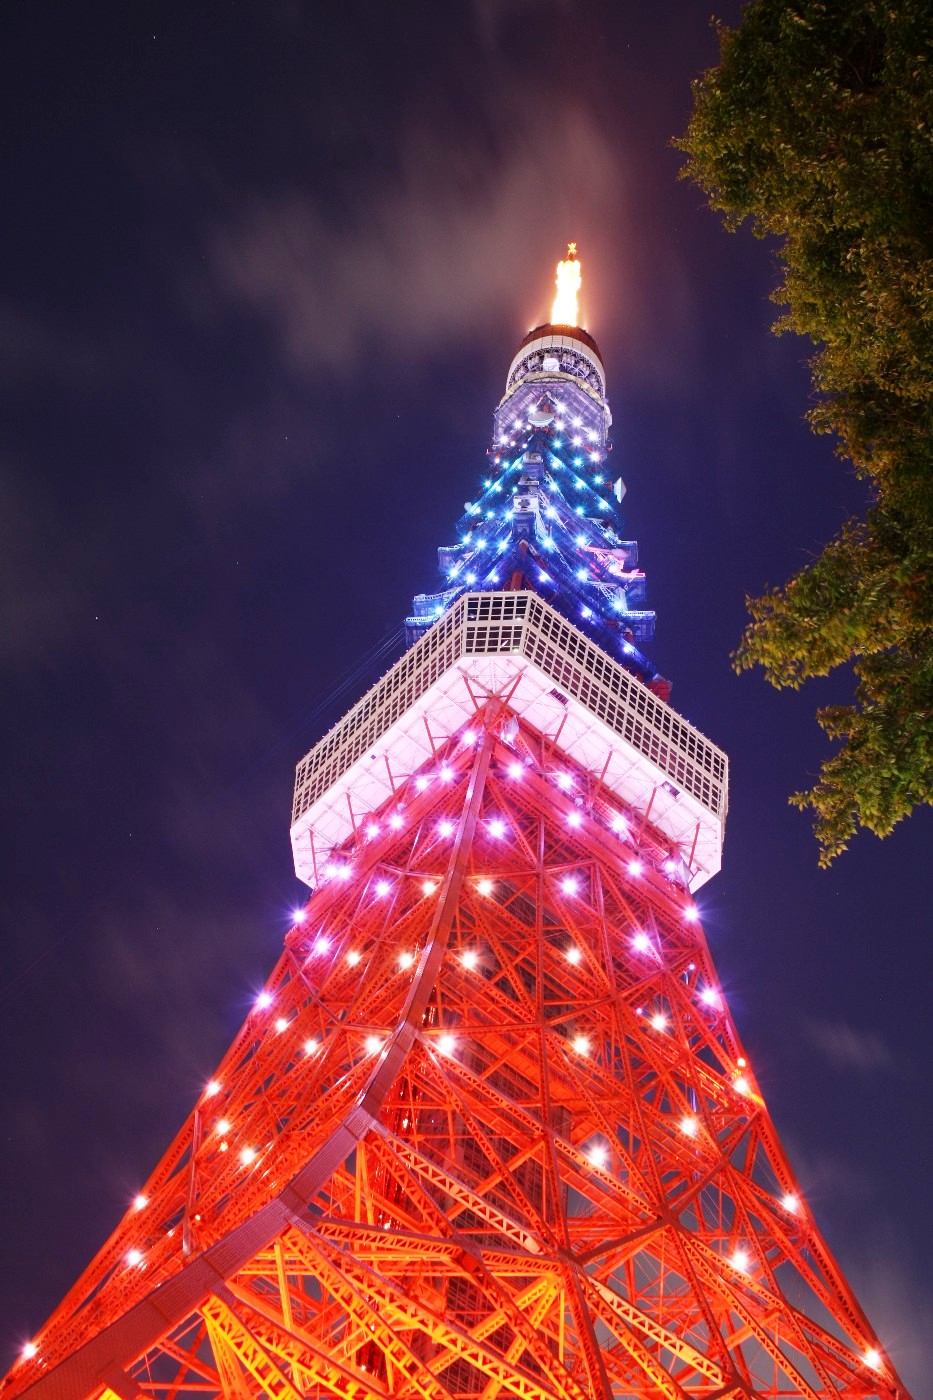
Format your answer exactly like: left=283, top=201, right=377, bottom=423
left=4, top=249, right=907, bottom=1400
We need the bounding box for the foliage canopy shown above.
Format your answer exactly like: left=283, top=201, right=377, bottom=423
left=678, top=0, right=933, bottom=863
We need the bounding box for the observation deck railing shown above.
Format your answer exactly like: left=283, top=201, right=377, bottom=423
left=293, top=591, right=727, bottom=832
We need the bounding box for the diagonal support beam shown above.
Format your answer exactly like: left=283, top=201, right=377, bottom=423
left=19, top=726, right=498, bottom=1400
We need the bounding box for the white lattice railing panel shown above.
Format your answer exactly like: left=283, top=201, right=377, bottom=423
left=291, top=592, right=728, bottom=891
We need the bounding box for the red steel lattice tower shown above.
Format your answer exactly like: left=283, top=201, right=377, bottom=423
left=4, top=248, right=909, bottom=1400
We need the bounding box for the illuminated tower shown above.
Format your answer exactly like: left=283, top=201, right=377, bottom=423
left=5, top=247, right=907, bottom=1400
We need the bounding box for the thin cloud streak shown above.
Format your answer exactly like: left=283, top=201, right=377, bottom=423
left=207, top=107, right=625, bottom=379
left=804, top=1017, right=897, bottom=1073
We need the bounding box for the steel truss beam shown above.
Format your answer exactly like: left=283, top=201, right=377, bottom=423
left=6, top=710, right=904, bottom=1399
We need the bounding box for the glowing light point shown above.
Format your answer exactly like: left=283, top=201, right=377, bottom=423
left=365, top=1035, right=383, bottom=1054
left=566, top=945, right=582, bottom=965
left=422, top=880, right=438, bottom=896
left=684, top=905, right=699, bottom=922
left=477, top=879, right=494, bottom=896
left=628, top=859, right=644, bottom=877
left=204, top=1079, right=221, bottom=1097
left=126, top=1248, right=144, bottom=1266
left=461, top=949, right=478, bottom=969
left=314, top=936, right=329, bottom=954
left=304, top=1037, right=319, bottom=1055
left=216, top=1118, right=230, bottom=1135
left=782, top=1192, right=799, bottom=1213
left=680, top=1116, right=699, bottom=1138
left=374, top=879, right=391, bottom=898
left=133, top=1194, right=148, bottom=1211
left=365, top=822, right=379, bottom=838
left=700, top=986, right=719, bottom=1007
left=566, top=811, right=582, bottom=827
left=437, top=1033, right=456, bottom=1056
left=732, top=1248, right=750, bottom=1273
left=556, top=772, right=573, bottom=790
left=551, top=242, right=582, bottom=326
left=20, top=1343, right=38, bottom=1361
left=488, top=818, right=506, bottom=838
left=398, top=950, right=415, bottom=969
left=632, top=931, right=651, bottom=953
left=293, top=907, right=307, bottom=923
left=561, top=876, right=579, bottom=895
left=865, top=1348, right=882, bottom=1371
left=438, top=819, right=454, bottom=837
left=735, top=1076, right=750, bottom=1096
left=239, top=1147, right=256, bottom=1166
left=572, top=1034, right=590, bottom=1054
left=650, top=1012, right=667, bottom=1032
left=347, top=950, right=361, bottom=966
left=415, top=775, right=429, bottom=792
left=255, top=991, right=272, bottom=1011
left=275, top=1016, right=289, bottom=1033
left=507, top=762, right=523, bottom=778
left=389, top=813, right=404, bottom=830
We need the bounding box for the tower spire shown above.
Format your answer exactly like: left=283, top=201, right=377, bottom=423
left=552, top=240, right=582, bottom=325
left=406, top=248, right=668, bottom=701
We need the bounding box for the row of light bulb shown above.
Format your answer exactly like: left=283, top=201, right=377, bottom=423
left=310, top=755, right=695, bottom=917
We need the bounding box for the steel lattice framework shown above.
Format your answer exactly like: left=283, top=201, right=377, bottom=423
left=3, top=256, right=908, bottom=1399
left=3, top=716, right=903, bottom=1399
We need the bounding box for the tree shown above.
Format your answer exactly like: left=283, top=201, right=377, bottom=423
left=678, top=0, right=933, bottom=863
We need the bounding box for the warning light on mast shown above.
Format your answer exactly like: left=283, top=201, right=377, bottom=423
left=552, top=242, right=581, bottom=326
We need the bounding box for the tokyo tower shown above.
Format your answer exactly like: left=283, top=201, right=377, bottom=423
left=4, top=246, right=908, bottom=1400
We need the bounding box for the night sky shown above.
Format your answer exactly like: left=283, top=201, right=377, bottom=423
left=2, top=3, right=930, bottom=1391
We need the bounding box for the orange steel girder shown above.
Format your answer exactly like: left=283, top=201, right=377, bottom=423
left=3, top=709, right=907, bottom=1400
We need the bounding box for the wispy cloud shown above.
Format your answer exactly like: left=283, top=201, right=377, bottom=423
left=781, top=1137, right=927, bottom=1392
left=470, top=0, right=571, bottom=49
left=804, top=1016, right=896, bottom=1073
left=784, top=1140, right=875, bottom=1203
left=850, top=1228, right=932, bottom=1394
left=205, top=105, right=624, bottom=379
left=0, top=461, right=89, bottom=668
left=0, top=302, right=110, bottom=391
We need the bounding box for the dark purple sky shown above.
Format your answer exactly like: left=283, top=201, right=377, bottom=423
left=1, top=3, right=930, bottom=1391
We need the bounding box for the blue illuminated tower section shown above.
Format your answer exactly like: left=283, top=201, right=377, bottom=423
left=406, top=277, right=669, bottom=701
